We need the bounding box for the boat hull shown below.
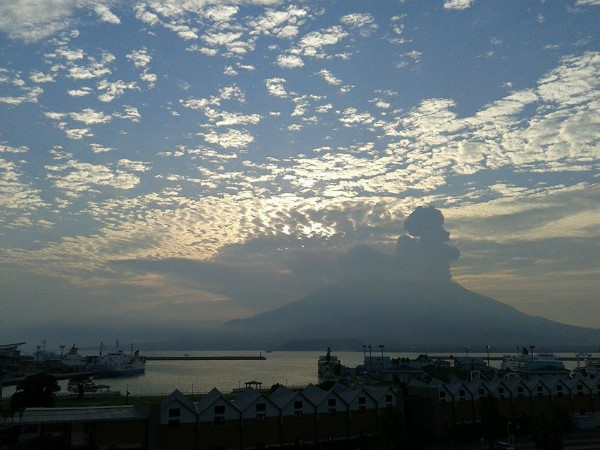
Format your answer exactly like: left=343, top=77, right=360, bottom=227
left=93, top=368, right=145, bottom=378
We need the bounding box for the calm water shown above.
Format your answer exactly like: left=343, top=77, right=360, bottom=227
left=1, top=351, right=582, bottom=399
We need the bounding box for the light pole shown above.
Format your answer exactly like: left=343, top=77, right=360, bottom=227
left=486, top=345, right=491, bottom=367
left=362, top=345, right=367, bottom=362
left=379, top=344, right=384, bottom=363
left=529, top=345, right=535, bottom=362
left=507, top=421, right=512, bottom=446
left=465, top=346, right=470, bottom=358
left=368, top=345, right=373, bottom=369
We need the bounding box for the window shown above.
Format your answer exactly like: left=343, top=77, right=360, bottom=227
left=256, top=413, right=266, bottom=421
left=214, top=416, right=225, bottom=425
left=359, top=396, right=366, bottom=405
left=294, top=410, right=303, bottom=419
left=328, top=398, right=336, bottom=407
left=214, top=405, right=225, bottom=415
left=385, top=394, right=392, bottom=403
left=479, top=389, right=485, bottom=396
left=256, top=403, right=266, bottom=412
left=168, top=408, right=180, bottom=427
left=294, top=400, right=303, bottom=409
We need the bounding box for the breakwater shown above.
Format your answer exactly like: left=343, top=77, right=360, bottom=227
left=144, top=355, right=266, bottom=361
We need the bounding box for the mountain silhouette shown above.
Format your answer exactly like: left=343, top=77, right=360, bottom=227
left=226, top=278, right=600, bottom=350
left=226, top=206, right=600, bottom=350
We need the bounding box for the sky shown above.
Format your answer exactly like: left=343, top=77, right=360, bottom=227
left=1, top=0, right=599, bottom=348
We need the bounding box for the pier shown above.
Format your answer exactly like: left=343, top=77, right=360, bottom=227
left=428, top=355, right=581, bottom=361
left=144, top=355, right=266, bottom=361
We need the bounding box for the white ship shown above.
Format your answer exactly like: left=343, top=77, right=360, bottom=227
left=317, top=347, right=342, bottom=383
left=92, top=341, right=145, bottom=378
left=501, top=346, right=567, bottom=375
left=574, top=353, right=600, bottom=376
left=60, top=344, right=89, bottom=371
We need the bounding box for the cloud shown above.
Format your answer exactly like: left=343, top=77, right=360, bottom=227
left=114, top=105, right=141, bottom=122
left=29, top=71, right=55, bottom=83
left=296, top=25, right=348, bottom=57
left=318, top=69, right=341, bottom=85
left=0, top=158, right=46, bottom=210
left=202, top=129, right=254, bottom=149
left=265, top=77, right=288, bottom=97
left=118, top=159, right=152, bottom=172
left=203, top=108, right=261, bottom=127
left=340, top=13, right=378, bottom=37
left=126, top=49, right=152, bottom=69
left=276, top=54, right=304, bottom=68
left=89, top=143, right=115, bottom=154
left=70, top=108, right=112, bottom=124
left=444, top=0, right=475, bottom=10
left=94, top=4, right=120, bottom=24
left=338, top=206, right=460, bottom=284
left=45, top=159, right=140, bottom=195
left=63, top=127, right=93, bottom=140
left=67, top=87, right=92, bottom=97
left=97, top=79, right=140, bottom=102
left=0, top=143, right=28, bottom=154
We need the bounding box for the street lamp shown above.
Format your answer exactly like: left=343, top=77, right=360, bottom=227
left=367, top=345, right=373, bottom=369
left=465, top=346, right=470, bottom=358
left=486, top=345, right=491, bottom=367
left=529, top=345, right=535, bottom=362
left=362, top=344, right=367, bottom=361
left=379, top=344, right=384, bottom=362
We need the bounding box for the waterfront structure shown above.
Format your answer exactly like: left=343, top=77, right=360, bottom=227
left=1, top=383, right=400, bottom=449
left=405, top=373, right=600, bottom=439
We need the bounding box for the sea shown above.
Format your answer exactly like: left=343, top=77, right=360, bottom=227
left=0, top=350, right=584, bottom=399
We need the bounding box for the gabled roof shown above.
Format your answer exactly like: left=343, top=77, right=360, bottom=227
left=407, top=378, right=431, bottom=389
left=328, top=381, right=351, bottom=395
left=364, top=385, right=396, bottom=402
left=234, top=387, right=265, bottom=411
left=161, top=389, right=196, bottom=416
left=269, top=385, right=298, bottom=409
left=301, top=384, right=327, bottom=406
left=195, top=387, right=238, bottom=414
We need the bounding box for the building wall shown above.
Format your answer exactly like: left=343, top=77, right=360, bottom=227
left=280, top=414, right=316, bottom=444
left=159, top=423, right=197, bottom=450
left=316, top=411, right=348, bottom=441
left=240, top=416, right=280, bottom=448
left=95, top=420, right=147, bottom=448
left=198, top=420, right=240, bottom=450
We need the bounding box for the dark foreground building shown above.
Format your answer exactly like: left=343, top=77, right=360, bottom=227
left=0, top=383, right=399, bottom=449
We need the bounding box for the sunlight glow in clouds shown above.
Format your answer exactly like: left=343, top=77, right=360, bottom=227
left=0, top=0, right=599, bottom=336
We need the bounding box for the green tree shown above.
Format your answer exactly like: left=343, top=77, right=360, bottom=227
left=67, top=374, right=98, bottom=398
left=10, top=373, right=60, bottom=411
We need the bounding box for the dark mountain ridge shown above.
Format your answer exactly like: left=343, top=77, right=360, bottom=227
left=226, top=278, right=600, bottom=350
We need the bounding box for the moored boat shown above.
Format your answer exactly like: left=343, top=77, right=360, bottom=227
left=317, top=347, right=342, bottom=383
left=92, top=341, right=145, bottom=378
